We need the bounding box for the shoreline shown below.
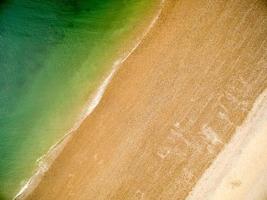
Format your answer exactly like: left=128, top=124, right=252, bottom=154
left=22, top=0, right=267, bottom=199
left=14, top=1, right=166, bottom=199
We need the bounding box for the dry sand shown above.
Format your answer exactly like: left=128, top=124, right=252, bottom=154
left=20, top=0, right=267, bottom=199
left=187, top=89, right=267, bottom=200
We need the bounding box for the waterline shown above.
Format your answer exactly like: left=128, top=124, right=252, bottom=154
left=14, top=0, right=166, bottom=199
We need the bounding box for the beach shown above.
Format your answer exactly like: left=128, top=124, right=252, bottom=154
left=20, top=0, right=267, bottom=199
left=187, top=89, right=267, bottom=200
left=0, top=0, right=160, bottom=199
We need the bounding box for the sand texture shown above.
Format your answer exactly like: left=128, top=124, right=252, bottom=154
left=22, top=0, right=267, bottom=199
left=187, top=89, right=267, bottom=200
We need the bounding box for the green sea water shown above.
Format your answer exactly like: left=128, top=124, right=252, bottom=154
left=0, top=0, right=157, bottom=199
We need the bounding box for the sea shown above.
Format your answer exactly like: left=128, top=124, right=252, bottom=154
left=0, top=0, right=156, bottom=199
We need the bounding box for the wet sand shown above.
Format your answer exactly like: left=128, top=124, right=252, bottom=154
left=22, top=0, right=267, bottom=199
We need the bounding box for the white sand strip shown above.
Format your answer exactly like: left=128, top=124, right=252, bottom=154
left=187, top=89, right=267, bottom=200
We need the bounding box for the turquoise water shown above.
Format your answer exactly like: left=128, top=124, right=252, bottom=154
left=0, top=0, right=156, bottom=199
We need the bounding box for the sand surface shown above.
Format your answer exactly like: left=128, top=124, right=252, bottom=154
left=187, top=89, right=267, bottom=200
left=21, top=0, right=267, bottom=199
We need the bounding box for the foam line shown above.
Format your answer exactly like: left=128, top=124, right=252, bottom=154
left=14, top=1, right=166, bottom=199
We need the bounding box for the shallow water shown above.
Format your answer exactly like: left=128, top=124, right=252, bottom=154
left=0, top=0, right=156, bottom=198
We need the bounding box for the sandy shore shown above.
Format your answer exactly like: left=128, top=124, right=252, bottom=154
left=20, top=0, right=267, bottom=199
left=187, top=89, right=267, bottom=200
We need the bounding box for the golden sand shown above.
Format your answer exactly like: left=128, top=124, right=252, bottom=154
left=21, top=0, right=267, bottom=199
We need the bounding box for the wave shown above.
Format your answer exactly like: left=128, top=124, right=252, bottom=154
left=14, top=0, right=166, bottom=199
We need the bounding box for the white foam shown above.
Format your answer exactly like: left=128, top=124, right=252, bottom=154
left=14, top=1, right=166, bottom=199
